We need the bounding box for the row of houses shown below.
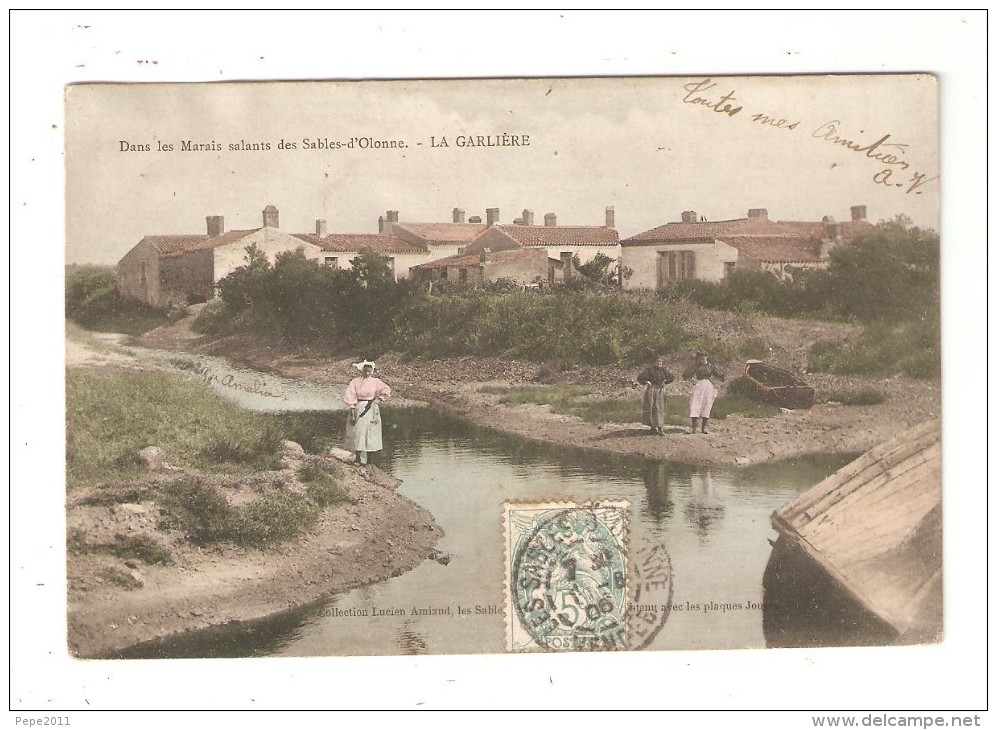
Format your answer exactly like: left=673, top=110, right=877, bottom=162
left=115, top=202, right=875, bottom=307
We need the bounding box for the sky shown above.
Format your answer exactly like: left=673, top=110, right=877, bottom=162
left=65, top=74, right=940, bottom=264
left=10, top=9, right=988, bottom=716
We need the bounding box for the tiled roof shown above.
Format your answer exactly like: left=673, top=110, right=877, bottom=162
left=621, top=216, right=790, bottom=245
left=839, top=219, right=876, bottom=243
left=725, top=235, right=824, bottom=263
left=495, top=225, right=620, bottom=246
left=394, top=222, right=488, bottom=244
left=292, top=232, right=425, bottom=255
left=413, top=253, right=482, bottom=270
left=777, top=221, right=827, bottom=239
left=145, top=230, right=258, bottom=258
left=412, top=247, right=542, bottom=270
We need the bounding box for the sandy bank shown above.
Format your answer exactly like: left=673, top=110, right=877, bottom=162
left=66, top=328, right=443, bottom=658
left=67, top=458, right=442, bottom=659
left=135, top=307, right=941, bottom=468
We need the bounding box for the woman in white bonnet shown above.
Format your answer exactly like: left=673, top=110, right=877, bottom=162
left=683, top=351, right=725, bottom=435
left=344, top=360, right=392, bottom=466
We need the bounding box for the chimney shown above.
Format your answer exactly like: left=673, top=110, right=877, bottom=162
left=522, top=209, right=535, bottom=226
left=486, top=207, right=500, bottom=227
left=453, top=208, right=465, bottom=224
left=681, top=210, right=698, bottom=223
left=315, top=219, right=327, bottom=237
left=206, top=215, right=225, bottom=237
left=747, top=208, right=768, bottom=219
left=386, top=210, right=399, bottom=223
left=851, top=205, right=867, bottom=222
left=605, top=206, right=615, bottom=229
left=378, top=215, right=385, bottom=233
left=545, top=212, right=557, bottom=227
left=513, top=217, right=524, bottom=225
left=468, top=215, right=482, bottom=223
left=263, top=205, right=279, bottom=229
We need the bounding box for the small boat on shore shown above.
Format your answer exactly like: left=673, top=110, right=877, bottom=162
left=743, top=360, right=816, bottom=409
left=762, top=418, right=942, bottom=647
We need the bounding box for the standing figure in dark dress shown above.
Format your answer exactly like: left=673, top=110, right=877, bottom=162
left=636, top=357, right=675, bottom=435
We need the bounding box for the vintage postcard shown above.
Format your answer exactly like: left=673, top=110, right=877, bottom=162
left=61, top=74, right=943, bottom=663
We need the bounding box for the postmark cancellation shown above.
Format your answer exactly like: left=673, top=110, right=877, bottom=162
left=504, top=500, right=632, bottom=652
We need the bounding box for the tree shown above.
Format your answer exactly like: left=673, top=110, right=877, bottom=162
left=821, top=216, right=940, bottom=322
left=573, top=253, right=632, bottom=287
left=349, top=251, right=395, bottom=289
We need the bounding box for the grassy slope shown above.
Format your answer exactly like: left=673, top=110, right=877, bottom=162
left=66, top=369, right=283, bottom=489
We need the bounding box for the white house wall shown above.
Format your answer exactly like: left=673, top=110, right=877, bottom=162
left=318, top=250, right=430, bottom=280
left=213, top=229, right=323, bottom=282
left=387, top=252, right=432, bottom=279
left=622, top=240, right=738, bottom=290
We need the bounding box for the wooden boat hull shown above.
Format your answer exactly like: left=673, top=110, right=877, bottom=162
left=763, top=419, right=942, bottom=647
left=743, top=361, right=816, bottom=409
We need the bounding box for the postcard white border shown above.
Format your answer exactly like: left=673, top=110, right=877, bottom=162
left=9, top=9, right=988, bottom=718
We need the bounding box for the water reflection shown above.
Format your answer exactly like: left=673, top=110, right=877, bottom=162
left=641, top=462, right=675, bottom=524
left=683, top=472, right=726, bottom=543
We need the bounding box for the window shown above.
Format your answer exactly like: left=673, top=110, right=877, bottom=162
left=324, top=256, right=339, bottom=268
left=659, top=251, right=696, bottom=285
left=459, top=268, right=468, bottom=283
left=724, top=261, right=736, bottom=278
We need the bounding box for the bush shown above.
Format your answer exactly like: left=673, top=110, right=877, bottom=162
left=157, top=480, right=234, bottom=545
left=69, top=531, right=174, bottom=565
left=199, top=244, right=705, bottom=365
left=157, top=480, right=322, bottom=548
left=808, top=318, right=940, bottom=379
left=298, top=463, right=352, bottom=508
left=199, top=246, right=421, bottom=350
left=399, top=290, right=692, bottom=365
left=228, top=492, right=320, bottom=547
left=97, top=567, right=143, bottom=590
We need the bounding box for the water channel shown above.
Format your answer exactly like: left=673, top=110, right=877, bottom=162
left=118, top=345, right=852, bottom=657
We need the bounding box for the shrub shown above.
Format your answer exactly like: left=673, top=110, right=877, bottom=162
left=69, top=531, right=174, bottom=565
left=227, top=492, right=320, bottom=547
left=97, top=567, right=143, bottom=590
left=298, top=463, right=352, bottom=508
left=156, top=480, right=323, bottom=548
left=157, top=480, right=234, bottom=545
left=808, top=318, right=939, bottom=379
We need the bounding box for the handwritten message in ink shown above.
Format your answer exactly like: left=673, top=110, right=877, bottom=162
left=680, top=78, right=937, bottom=196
